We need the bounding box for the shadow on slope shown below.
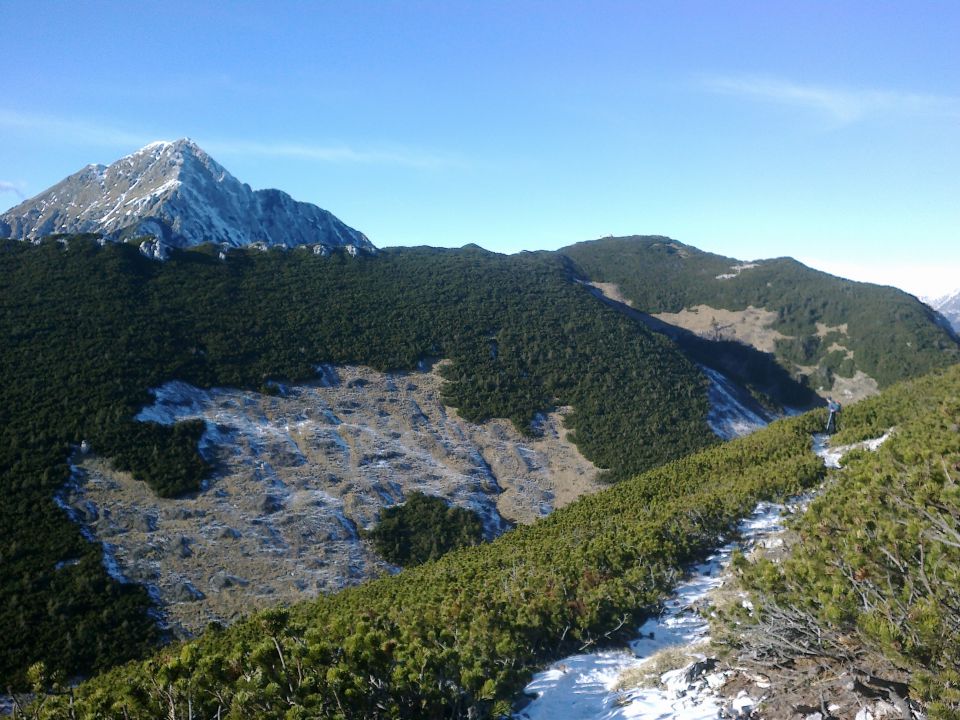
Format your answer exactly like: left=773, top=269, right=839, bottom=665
left=578, top=281, right=821, bottom=414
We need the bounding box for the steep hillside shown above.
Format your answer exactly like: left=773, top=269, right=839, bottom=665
left=26, top=363, right=960, bottom=720
left=562, top=236, right=959, bottom=399
left=0, top=139, right=373, bottom=252
left=6, top=232, right=952, bottom=703
left=57, top=366, right=601, bottom=638
left=25, top=382, right=829, bottom=719
left=716, top=363, right=960, bottom=718
left=0, top=236, right=713, bottom=689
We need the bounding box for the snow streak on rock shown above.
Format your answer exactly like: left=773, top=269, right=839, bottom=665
left=0, top=139, right=374, bottom=253
left=53, top=458, right=129, bottom=584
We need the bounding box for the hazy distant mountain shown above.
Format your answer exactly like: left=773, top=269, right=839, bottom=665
left=929, top=290, right=960, bottom=333
left=0, top=139, right=374, bottom=253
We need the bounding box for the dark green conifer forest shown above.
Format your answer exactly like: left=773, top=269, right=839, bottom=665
left=0, top=236, right=712, bottom=688
left=365, top=492, right=485, bottom=567
left=3, top=235, right=958, bottom=718
left=564, top=236, right=959, bottom=388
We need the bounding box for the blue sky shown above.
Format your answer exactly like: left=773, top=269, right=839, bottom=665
left=2, top=1, right=958, bottom=296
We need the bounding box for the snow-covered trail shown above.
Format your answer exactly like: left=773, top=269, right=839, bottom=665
left=514, top=501, right=790, bottom=720
left=514, top=432, right=890, bottom=720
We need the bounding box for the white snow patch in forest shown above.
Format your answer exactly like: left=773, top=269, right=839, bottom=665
left=702, top=366, right=770, bottom=440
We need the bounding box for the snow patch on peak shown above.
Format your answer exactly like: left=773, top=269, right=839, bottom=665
left=927, top=288, right=960, bottom=334
left=1, top=140, right=375, bottom=254
left=141, top=140, right=175, bottom=152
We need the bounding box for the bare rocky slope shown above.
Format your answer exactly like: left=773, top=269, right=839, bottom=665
left=0, top=139, right=373, bottom=252
left=62, top=364, right=601, bottom=637
left=58, top=355, right=773, bottom=642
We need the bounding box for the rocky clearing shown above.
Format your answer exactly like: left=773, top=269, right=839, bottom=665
left=62, top=364, right=600, bottom=637
left=653, top=303, right=878, bottom=403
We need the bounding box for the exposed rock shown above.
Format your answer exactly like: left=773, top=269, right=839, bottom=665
left=1, top=139, right=375, bottom=254
left=177, top=536, right=193, bottom=558
left=61, top=364, right=600, bottom=637
left=209, top=572, right=248, bottom=591
left=170, top=581, right=205, bottom=603
left=139, top=238, right=169, bottom=261
left=683, top=657, right=718, bottom=684
left=132, top=512, right=158, bottom=532
left=259, top=495, right=284, bottom=514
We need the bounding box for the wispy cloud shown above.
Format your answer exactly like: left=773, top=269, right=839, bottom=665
left=0, top=181, right=26, bottom=200
left=0, top=108, right=151, bottom=148
left=204, top=140, right=464, bottom=170
left=700, top=74, right=960, bottom=124
left=0, top=108, right=462, bottom=170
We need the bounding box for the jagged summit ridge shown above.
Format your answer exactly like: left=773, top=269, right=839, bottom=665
left=0, top=138, right=374, bottom=253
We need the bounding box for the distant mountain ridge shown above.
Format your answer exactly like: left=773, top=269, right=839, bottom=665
left=929, top=289, right=960, bottom=333
left=0, top=139, right=374, bottom=253
left=561, top=236, right=960, bottom=400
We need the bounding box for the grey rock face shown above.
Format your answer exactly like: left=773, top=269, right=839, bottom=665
left=1, top=139, right=375, bottom=253
left=139, top=238, right=169, bottom=261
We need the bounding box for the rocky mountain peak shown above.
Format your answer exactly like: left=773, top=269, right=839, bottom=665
left=0, top=139, right=374, bottom=254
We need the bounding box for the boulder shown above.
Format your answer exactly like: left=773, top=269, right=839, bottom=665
left=209, top=571, right=248, bottom=591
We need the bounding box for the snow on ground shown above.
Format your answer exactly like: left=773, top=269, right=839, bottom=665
left=515, top=502, right=787, bottom=720
left=701, top=366, right=771, bottom=441
left=52, top=457, right=129, bottom=584
left=813, top=430, right=893, bottom=469
left=515, top=432, right=892, bottom=720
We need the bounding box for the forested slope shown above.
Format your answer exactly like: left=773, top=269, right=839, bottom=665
left=719, top=363, right=960, bottom=717
left=28, top=363, right=960, bottom=718
left=28, top=386, right=829, bottom=718
left=0, top=237, right=712, bottom=688
left=562, top=236, right=959, bottom=391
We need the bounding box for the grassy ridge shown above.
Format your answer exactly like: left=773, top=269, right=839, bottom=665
left=719, top=363, right=960, bottom=717
left=0, top=237, right=712, bottom=688
left=32, top=403, right=827, bottom=718
left=561, top=236, right=959, bottom=389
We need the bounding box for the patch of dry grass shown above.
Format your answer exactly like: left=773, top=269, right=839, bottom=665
left=614, top=642, right=711, bottom=690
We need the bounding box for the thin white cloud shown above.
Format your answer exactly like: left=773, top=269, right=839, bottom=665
left=0, top=108, right=461, bottom=170
left=0, top=108, right=151, bottom=148
left=700, top=74, right=960, bottom=124
left=203, top=139, right=464, bottom=170
left=0, top=181, right=26, bottom=200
